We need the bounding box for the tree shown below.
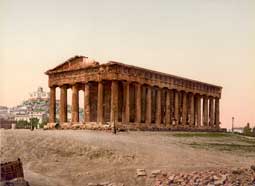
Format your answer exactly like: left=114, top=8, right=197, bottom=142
left=252, top=126, right=255, bottom=137
left=29, top=117, right=39, bottom=130
left=243, top=122, right=252, bottom=136
left=16, top=120, right=30, bottom=129
left=40, top=115, right=49, bottom=128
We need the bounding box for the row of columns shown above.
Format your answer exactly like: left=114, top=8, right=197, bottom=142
left=49, top=81, right=220, bottom=128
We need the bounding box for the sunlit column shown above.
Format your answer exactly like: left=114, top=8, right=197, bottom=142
left=71, top=84, right=79, bottom=123
left=60, top=85, right=67, bottom=123
left=49, top=86, right=56, bottom=123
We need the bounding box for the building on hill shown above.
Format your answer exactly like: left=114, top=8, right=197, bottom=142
left=29, top=87, right=49, bottom=100
left=9, top=87, right=52, bottom=127
left=0, top=106, right=9, bottom=120
left=0, top=106, right=15, bottom=129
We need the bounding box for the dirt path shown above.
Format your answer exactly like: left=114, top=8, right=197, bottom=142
left=1, top=129, right=254, bottom=186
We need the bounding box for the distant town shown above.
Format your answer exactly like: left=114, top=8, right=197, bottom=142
left=0, top=87, right=83, bottom=129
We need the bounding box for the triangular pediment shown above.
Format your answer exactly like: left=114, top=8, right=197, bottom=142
left=46, top=56, right=99, bottom=74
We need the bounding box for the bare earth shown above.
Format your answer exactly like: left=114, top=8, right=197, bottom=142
left=0, top=129, right=255, bottom=186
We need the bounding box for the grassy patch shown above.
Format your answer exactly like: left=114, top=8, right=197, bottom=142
left=189, top=142, right=255, bottom=152
left=234, top=135, right=255, bottom=145
left=172, top=132, right=231, bottom=138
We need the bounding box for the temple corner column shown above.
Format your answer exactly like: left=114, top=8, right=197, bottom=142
left=49, top=86, right=56, bottom=128
left=215, top=97, right=220, bottom=128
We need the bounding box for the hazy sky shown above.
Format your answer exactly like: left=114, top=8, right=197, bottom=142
left=1, top=0, right=254, bottom=129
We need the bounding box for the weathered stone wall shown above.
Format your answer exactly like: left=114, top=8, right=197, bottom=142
left=0, top=159, right=24, bottom=181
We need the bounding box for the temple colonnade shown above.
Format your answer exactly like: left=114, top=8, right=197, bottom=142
left=49, top=80, right=220, bottom=130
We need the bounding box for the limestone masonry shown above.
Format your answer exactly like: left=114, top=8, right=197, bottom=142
left=45, top=56, right=222, bottom=131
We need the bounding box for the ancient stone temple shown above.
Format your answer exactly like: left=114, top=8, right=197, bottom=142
left=46, top=56, right=222, bottom=131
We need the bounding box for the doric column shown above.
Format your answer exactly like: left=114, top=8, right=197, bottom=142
left=196, top=95, right=201, bottom=127
left=165, top=89, right=171, bottom=127
left=182, top=92, right=187, bottom=126
left=135, top=83, right=141, bottom=123
left=84, top=83, right=90, bottom=123
left=174, top=90, right=179, bottom=125
left=71, top=84, right=79, bottom=123
left=190, top=93, right=195, bottom=126
left=49, top=87, right=56, bottom=123
left=110, top=81, right=118, bottom=125
left=145, top=86, right=151, bottom=124
left=60, top=85, right=67, bottom=123
left=121, top=82, right=126, bottom=123
left=209, top=97, right=214, bottom=127
left=97, top=81, right=104, bottom=125
left=156, top=88, right=161, bottom=126
left=123, top=82, right=130, bottom=124
left=203, top=95, right=208, bottom=126
left=215, top=97, right=220, bottom=128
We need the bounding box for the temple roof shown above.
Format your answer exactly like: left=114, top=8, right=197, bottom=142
left=45, top=56, right=99, bottom=74
left=46, top=55, right=222, bottom=89
left=105, top=61, right=222, bottom=89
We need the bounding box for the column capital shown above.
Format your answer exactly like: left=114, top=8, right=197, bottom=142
left=203, top=94, right=209, bottom=98
left=60, top=84, right=68, bottom=89
left=50, top=85, right=57, bottom=89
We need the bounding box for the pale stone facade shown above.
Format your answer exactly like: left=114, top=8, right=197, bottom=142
left=46, top=56, right=222, bottom=131
left=29, top=87, right=49, bottom=100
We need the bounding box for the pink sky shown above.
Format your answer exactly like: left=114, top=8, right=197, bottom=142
left=1, top=0, right=254, bottom=129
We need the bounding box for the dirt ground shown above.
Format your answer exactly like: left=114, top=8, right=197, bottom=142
left=0, top=129, right=254, bottom=186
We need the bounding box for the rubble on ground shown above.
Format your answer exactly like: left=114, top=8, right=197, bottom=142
left=150, top=166, right=255, bottom=186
